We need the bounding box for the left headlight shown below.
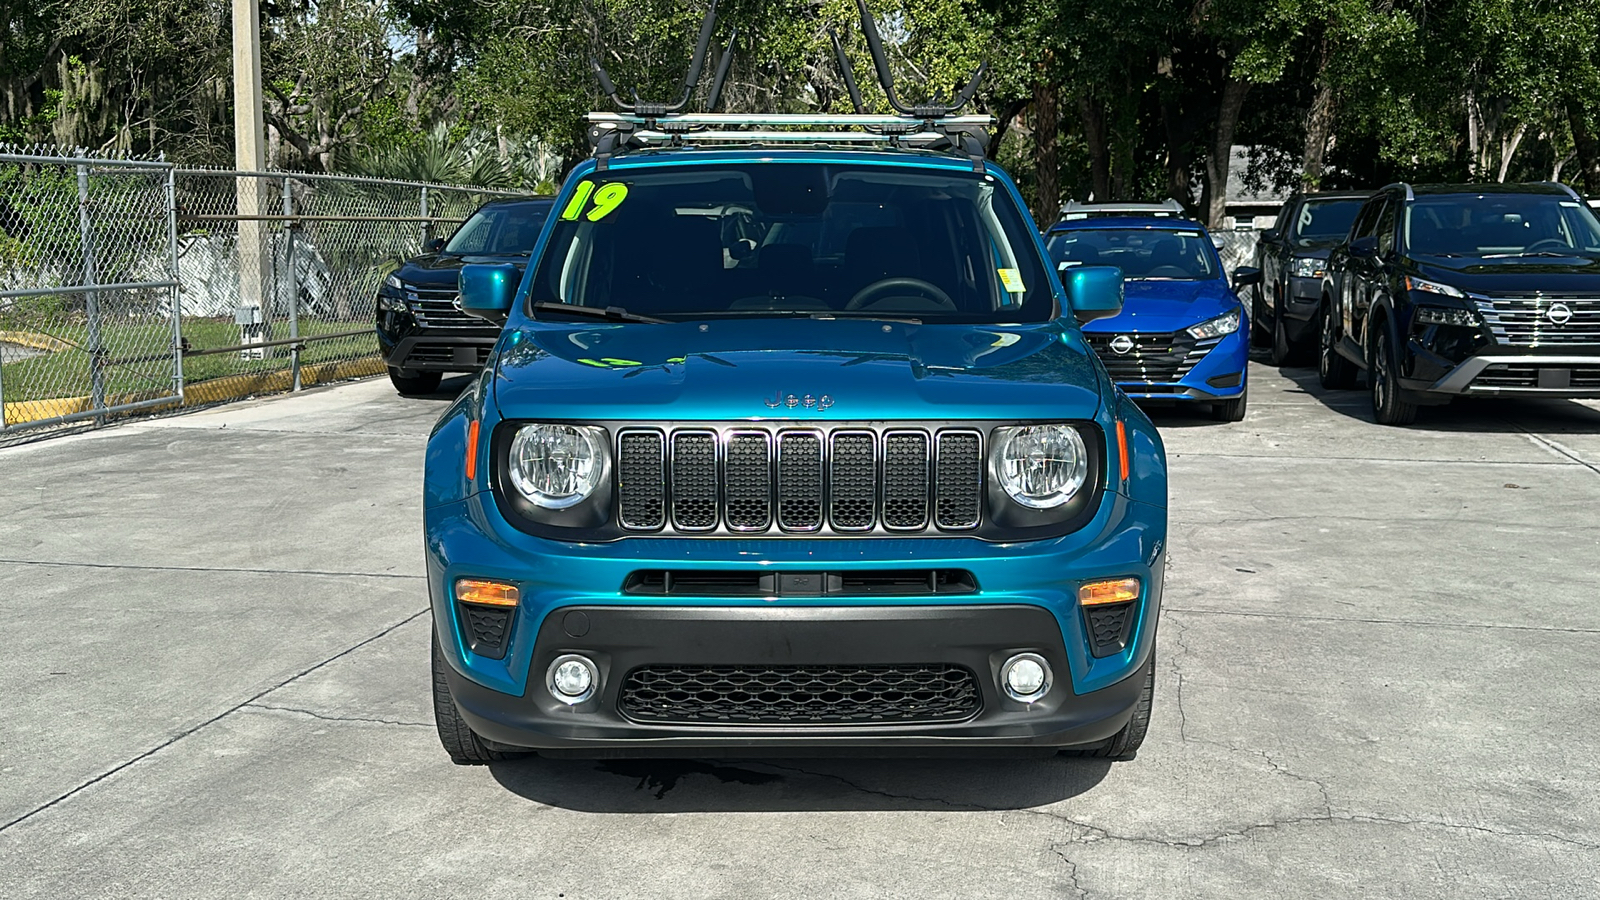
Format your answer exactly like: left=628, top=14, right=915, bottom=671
left=1187, top=309, right=1241, bottom=340
left=991, top=424, right=1089, bottom=509
left=507, top=424, right=608, bottom=509
left=1289, top=257, right=1325, bottom=279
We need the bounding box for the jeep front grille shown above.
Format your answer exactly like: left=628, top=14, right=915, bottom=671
left=615, top=425, right=984, bottom=535
left=1473, top=296, right=1600, bottom=346
left=619, top=663, right=981, bottom=725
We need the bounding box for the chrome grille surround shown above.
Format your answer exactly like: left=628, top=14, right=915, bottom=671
left=1085, top=331, right=1219, bottom=383
left=1471, top=295, right=1600, bottom=346
left=613, top=424, right=987, bottom=536
left=404, top=284, right=486, bottom=329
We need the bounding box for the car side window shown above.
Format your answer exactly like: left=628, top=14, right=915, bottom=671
left=1375, top=201, right=1398, bottom=256
left=1351, top=197, right=1386, bottom=241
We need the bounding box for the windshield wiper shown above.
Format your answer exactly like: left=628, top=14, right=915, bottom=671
left=531, top=302, right=667, bottom=324
left=1478, top=251, right=1583, bottom=259
left=813, top=312, right=923, bottom=324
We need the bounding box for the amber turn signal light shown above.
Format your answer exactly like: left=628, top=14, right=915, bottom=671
left=455, top=578, right=519, bottom=607
left=1078, top=578, right=1140, bottom=606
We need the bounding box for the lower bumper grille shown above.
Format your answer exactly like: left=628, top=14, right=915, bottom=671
left=619, top=663, right=981, bottom=725
left=1471, top=364, right=1600, bottom=390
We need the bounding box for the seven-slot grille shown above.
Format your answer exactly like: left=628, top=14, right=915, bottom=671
left=1473, top=296, right=1600, bottom=346
left=1085, top=331, right=1219, bottom=383
left=405, top=285, right=484, bottom=328
left=615, top=426, right=984, bottom=534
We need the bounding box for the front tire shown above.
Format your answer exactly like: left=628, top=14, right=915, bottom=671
left=1211, top=388, right=1248, bottom=422
left=1318, top=303, right=1358, bottom=390
left=389, top=366, right=442, bottom=396
left=1369, top=326, right=1418, bottom=426
left=1063, top=655, right=1155, bottom=761
left=432, top=632, right=530, bottom=765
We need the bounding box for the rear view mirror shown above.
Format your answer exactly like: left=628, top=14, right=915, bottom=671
left=1063, top=265, right=1124, bottom=324
left=458, top=263, right=520, bottom=324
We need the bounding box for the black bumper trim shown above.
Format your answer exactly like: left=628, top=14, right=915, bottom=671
left=443, top=604, right=1147, bottom=751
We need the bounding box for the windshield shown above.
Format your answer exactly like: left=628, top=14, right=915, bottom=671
left=528, top=163, right=1054, bottom=323
left=1293, top=199, right=1363, bottom=245
left=1045, top=228, right=1218, bottom=280
left=443, top=201, right=552, bottom=256
left=1406, top=194, right=1600, bottom=257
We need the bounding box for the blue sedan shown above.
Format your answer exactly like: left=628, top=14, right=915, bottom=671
left=1045, top=216, right=1258, bottom=421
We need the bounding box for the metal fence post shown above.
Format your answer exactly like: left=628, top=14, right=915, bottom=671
left=166, top=162, right=185, bottom=400
left=76, top=152, right=106, bottom=423
left=419, top=185, right=431, bottom=249
left=283, top=176, right=302, bottom=391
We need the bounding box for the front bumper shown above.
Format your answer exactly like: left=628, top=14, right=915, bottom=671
left=1406, top=354, right=1600, bottom=397
left=377, top=309, right=499, bottom=373
left=1113, top=328, right=1249, bottom=402
left=426, top=486, right=1165, bottom=751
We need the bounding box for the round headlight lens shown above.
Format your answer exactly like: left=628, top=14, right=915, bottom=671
left=994, top=425, right=1089, bottom=509
left=507, top=424, right=605, bottom=509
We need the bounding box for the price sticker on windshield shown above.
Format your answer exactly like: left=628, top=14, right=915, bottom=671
left=559, top=181, right=630, bottom=222
left=998, top=268, right=1026, bottom=293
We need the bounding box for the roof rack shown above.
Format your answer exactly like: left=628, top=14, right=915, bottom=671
left=1057, top=199, right=1188, bottom=221
left=585, top=0, right=992, bottom=171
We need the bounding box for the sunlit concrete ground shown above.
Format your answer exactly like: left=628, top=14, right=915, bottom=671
left=2, top=356, right=1597, bottom=899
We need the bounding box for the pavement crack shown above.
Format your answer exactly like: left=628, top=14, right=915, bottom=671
left=0, top=607, right=429, bottom=834
left=245, top=703, right=430, bottom=729
left=1049, top=846, right=1091, bottom=899
left=1511, top=427, right=1600, bottom=477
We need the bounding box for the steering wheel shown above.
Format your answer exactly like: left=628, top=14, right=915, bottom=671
left=846, top=277, right=955, bottom=311
left=1522, top=238, right=1572, bottom=254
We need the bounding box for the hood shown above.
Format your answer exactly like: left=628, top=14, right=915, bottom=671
left=1412, top=255, right=1600, bottom=295
left=1289, top=242, right=1337, bottom=258
left=1081, top=279, right=1241, bottom=334
left=395, top=253, right=530, bottom=287
left=491, top=318, right=1104, bottom=422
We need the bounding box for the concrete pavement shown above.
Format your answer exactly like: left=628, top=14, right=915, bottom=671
left=1, top=362, right=1597, bottom=898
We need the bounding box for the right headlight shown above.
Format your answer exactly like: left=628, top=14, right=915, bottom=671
left=1289, top=257, right=1325, bottom=279
left=507, top=424, right=608, bottom=509
left=991, top=424, right=1089, bottom=509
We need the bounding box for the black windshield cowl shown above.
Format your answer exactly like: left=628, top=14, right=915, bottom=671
left=532, top=302, right=669, bottom=324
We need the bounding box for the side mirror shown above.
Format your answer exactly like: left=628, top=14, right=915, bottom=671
left=1211, top=234, right=1225, bottom=250
left=425, top=237, right=447, bottom=253
left=1232, top=265, right=1263, bottom=289
left=458, top=263, right=519, bottom=324
left=1349, top=236, right=1378, bottom=258
left=1063, top=265, right=1124, bottom=324
left=1263, top=229, right=1281, bottom=243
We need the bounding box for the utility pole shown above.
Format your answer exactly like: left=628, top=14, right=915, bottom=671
left=233, top=0, right=269, bottom=357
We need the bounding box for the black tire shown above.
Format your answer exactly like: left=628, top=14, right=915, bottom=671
left=1317, top=302, right=1358, bottom=390
left=1062, top=654, right=1155, bottom=760
left=432, top=631, right=529, bottom=765
left=1369, top=326, right=1419, bottom=426
left=1269, top=304, right=1303, bottom=367
left=1211, top=388, right=1248, bottom=422
left=1250, top=285, right=1272, bottom=348
left=389, top=366, right=442, bottom=396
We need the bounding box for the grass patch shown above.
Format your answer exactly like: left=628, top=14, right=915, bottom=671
left=0, top=316, right=377, bottom=403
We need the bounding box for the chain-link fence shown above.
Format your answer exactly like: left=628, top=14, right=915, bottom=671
left=1, top=145, right=522, bottom=442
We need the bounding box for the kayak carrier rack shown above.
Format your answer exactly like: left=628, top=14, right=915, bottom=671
left=586, top=0, right=990, bottom=170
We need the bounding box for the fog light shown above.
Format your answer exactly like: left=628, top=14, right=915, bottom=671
left=1000, top=653, right=1052, bottom=704
left=546, top=654, right=599, bottom=704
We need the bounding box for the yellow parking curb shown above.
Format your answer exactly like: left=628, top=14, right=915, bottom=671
left=0, top=331, right=75, bottom=353
left=2, top=356, right=387, bottom=427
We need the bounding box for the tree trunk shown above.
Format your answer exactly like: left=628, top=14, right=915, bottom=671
left=1496, top=122, right=1528, bottom=182
left=1079, top=95, right=1110, bottom=202
left=1570, top=105, right=1600, bottom=196
left=1159, top=90, right=1195, bottom=214
left=1032, top=82, right=1060, bottom=226
left=984, top=98, right=1031, bottom=161
left=1301, top=31, right=1335, bottom=190
left=1205, top=77, right=1251, bottom=228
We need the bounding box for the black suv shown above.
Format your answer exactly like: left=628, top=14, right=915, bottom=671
left=377, top=196, right=553, bottom=394
left=1253, top=190, right=1368, bottom=364
left=1319, top=183, right=1600, bottom=424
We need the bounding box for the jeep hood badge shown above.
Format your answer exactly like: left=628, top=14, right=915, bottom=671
left=765, top=391, right=834, bottom=410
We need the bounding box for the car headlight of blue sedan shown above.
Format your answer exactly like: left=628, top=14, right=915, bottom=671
left=1186, top=309, right=1242, bottom=340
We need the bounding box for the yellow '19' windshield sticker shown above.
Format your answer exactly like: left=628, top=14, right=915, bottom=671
left=559, top=181, right=629, bottom=222
left=998, top=268, right=1025, bottom=293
